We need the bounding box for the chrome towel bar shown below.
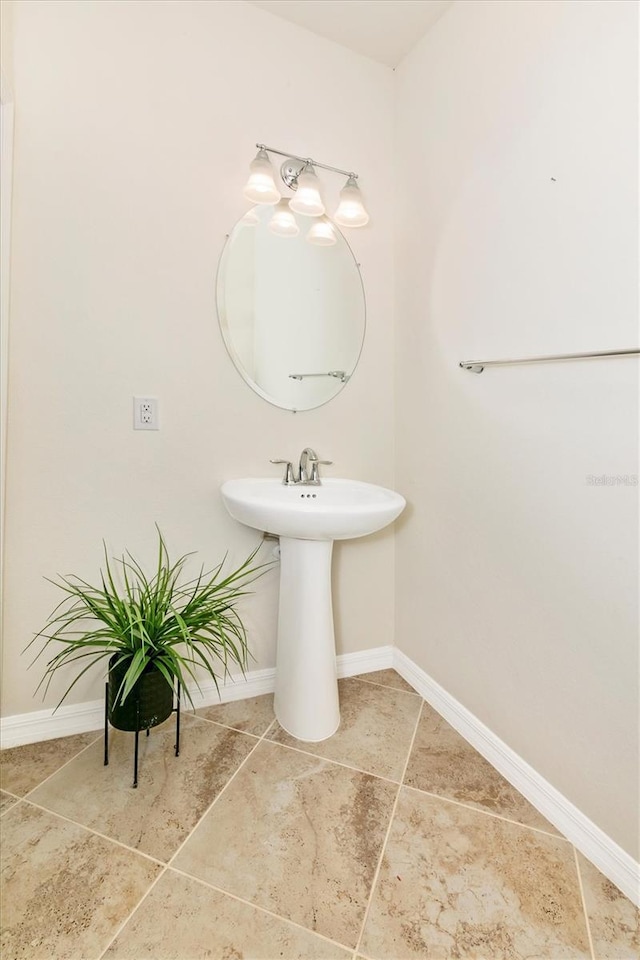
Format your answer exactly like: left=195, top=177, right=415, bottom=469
left=289, top=371, right=349, bottom=382
left=459, top=348, right=640, bottom=374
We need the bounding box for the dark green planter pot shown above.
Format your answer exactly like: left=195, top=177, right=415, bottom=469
left=108, top=654, right=174, bottom=732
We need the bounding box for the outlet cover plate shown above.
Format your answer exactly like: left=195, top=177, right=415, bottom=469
left=133, top=397, right=159, bottom=430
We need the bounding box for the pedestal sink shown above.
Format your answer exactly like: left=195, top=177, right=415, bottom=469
left=221, top=478, right=406, bottom=741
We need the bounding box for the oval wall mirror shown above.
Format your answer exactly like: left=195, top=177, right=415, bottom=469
left=216, top=205, right=366, bottom=411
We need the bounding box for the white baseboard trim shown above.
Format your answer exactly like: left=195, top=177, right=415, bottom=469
left=393, top=648, right=640, bottom=907
left=337, top=644, right=394, bottom=678
left=0, top=699, right=106, bottom=750
left=0, top=644, right=394, bottom=750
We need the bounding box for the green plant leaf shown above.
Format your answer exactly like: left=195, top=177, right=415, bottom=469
left=26, top=529, right=272, bottom=713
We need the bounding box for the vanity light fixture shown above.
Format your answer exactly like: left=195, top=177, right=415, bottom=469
left=334, top=176, right=370, bottom=227
left=268, top=199, right=300, bottom=237
left=307, top=220, right=337, bottom=246
left=243, top=148, right=281, bottom=205
left=288, top=165, right=325, bottom=217
left=245, top=143, right=370, bottom=226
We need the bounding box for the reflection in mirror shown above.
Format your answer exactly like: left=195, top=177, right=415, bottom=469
left=217, top=205, right=365, bottom=411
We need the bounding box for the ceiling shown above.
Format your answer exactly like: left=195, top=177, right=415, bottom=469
left=246, top=0, right=453, bottom=68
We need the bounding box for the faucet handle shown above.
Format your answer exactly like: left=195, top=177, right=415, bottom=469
left=270, top=459, right=296, bottom=485
left=309, top=458, right=333, bottom=482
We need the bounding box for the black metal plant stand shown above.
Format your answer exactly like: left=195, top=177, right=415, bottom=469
left=103, top=681, right=181, bottom=788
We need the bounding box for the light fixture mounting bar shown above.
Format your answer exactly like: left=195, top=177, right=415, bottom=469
left=256, top=143, right=357, bottom=180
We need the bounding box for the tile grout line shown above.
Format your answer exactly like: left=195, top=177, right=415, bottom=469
left=353, top=699, right=425, bottom=958
left=177, top=707, right=282, bottom=742
left=96, top=698, right=420, bottom=955
left=573, top=845, right=596, bottom=960
left=95, top=720, right=277, bottom=960
left=8, top=700, right=569, bottom=839
left=0, top=788, right=23, bottom=800
left=95, top=866, right=169, bottom=960
left=15, top=797, right=167, bottom=867
left=401, top=782, right=571, bottom=841
left=267, top=720, right=569, bottom=842
left=352, top=675, right=420, bottom=697
left=12, top=717, right=274, bottom=867
left=164, top=717, right=274, bottom=870
left=0, top=797, right=25, bottom=820
left=7, top=711, right=253, bottom=803
left=5, top=801, right=171, bottom=960
left=0, top=788, right=23, bottom=816
left=11, top=715, right=265, bottom=839
left=162, top=710, right=418, bottom=956
left=190, top=712, right=266, bottom=739
left=263, top=735, right=404, bottom=786
left=4, top=730, right=104, bottom=802
left=6, top=722, right=274, bottom=960
left=168, top=864, right=356, bottom=956
left=25, top=693, right=575, bottom=844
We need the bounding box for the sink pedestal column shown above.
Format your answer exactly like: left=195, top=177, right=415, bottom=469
left=274, top=536, right=340, bottom=742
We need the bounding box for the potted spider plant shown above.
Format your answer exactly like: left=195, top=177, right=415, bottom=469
left=26, top=529, right=268, bottom=733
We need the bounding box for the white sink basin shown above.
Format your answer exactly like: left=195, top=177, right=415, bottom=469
left=221, top=477, right=405, bottom=541
left=220, top=475, right=406, bottom=742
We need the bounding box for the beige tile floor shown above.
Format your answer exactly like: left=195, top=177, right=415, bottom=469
left=1, top=670, right=638, bottom=960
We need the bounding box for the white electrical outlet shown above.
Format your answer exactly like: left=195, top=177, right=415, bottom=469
left=133, top=397, right=159, bottom=430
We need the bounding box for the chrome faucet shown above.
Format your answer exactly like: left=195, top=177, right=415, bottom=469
left=298, top=447, right=316, bottom=483
left=270, top=448, right=333, bottom=485
left=298, top=447, right=334, bottom=484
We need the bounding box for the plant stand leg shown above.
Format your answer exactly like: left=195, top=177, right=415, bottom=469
left=104, top=683, right=109, bottom=767
left=175, top=682, right=180, bottom=758
left=133, top=700, right=140, bottom=789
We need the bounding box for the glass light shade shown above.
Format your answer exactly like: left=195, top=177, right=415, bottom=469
left=241, top=207, right=260, bottom=225
left=306, top=220, right=337, bottom=246
left=334, top=176, right=369, bottom=227
left=289, top=166, right=325, bottom=217
left=243, top=149, right=281, bottom=205
left=268, top=200, right=300, bottom=237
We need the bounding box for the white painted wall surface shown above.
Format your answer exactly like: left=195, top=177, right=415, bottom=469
left=0, top=0, right=14, bottom=610
left=2, top=0, right=395, bottom=716
left=395, top=0, right=639, bottom=859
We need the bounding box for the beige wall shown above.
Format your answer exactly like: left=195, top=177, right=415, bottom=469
left=2, top=0, right=395, bottom=715
left=0, top=0, right=13, bottom=84
left=1, top=1, right=14, bottom=674
left=395, top=0, right=639, bottom=859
